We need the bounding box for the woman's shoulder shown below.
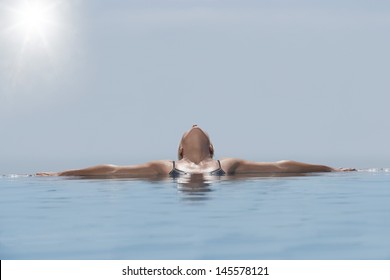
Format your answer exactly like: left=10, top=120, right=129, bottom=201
left=219, top=158, right=243, bottom=174
left=147, top=160, right=174, bottom=174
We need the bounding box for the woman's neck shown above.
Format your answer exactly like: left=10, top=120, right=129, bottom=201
left=182, top=152, right=212, bottom=165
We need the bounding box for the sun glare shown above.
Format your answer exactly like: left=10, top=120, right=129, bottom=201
left=1, top=0, right=73, bottom=84
left=19, top=3, right=48, bottom=34
left=6, top=0, right=62, bottom=46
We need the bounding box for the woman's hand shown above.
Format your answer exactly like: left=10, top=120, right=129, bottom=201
left=36, top=172, right=59, bottom=176
left=337, top=168, right=357, bottom=172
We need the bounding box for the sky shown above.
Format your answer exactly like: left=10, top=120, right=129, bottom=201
left=0, top=0, right=389, bottom=174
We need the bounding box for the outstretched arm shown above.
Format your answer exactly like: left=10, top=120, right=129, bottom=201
left=221, top=159, right=354, bottom=174
left=37, top=161, right=172, bottom=177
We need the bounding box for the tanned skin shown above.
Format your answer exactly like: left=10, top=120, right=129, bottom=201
left=37, top=125, right=355, bottom=177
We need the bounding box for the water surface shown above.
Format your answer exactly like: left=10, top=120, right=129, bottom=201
left=1, top=170, right=389, bottom=259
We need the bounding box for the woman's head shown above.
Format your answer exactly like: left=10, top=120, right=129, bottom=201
left=178, top=125, right=214, bottom=161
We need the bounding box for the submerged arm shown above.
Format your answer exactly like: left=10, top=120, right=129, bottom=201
left=37, top=161, right=172, bottom=177
left=222, top=159, right=353, bottom=175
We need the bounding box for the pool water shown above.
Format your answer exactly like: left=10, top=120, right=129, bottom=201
left=1, top=170, right=389, bottom=259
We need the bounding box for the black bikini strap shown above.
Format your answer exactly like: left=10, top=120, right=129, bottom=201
left=172, top=161, right=175, bottom=169
left=217, top=160, right=222, bottom=168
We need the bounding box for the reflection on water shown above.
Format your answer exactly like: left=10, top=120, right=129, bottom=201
left=53, top=172, right=320, bottom=202
left=175, top=174, right=214, bottom=201
left=60, top=173, right=315, bottom=202
left=62, top=173, right=219, bottom=201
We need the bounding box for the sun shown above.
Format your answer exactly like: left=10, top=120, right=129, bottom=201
left=18, top=2, right=49, bottom=35
left=1, top=0, right=71, bottom=84
left=6, top=0, right=61, bottom=47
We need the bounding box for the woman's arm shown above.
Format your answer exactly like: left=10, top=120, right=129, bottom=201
left=37, top=161, right=172, bottom=177
left=221, top=159, right=354, bottom=174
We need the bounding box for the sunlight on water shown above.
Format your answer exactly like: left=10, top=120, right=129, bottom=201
left=364, top=168, right=390, bottom=172
left=1, top=174, right=32, bottom=178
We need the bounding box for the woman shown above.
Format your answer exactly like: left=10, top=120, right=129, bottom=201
left=37, top=125, right=354, bottom=177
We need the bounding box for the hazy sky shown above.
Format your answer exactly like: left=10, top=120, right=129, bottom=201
left=1, top=0, right=389, bottom=173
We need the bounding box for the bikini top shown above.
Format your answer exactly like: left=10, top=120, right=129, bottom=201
left=169, top=160, right=226, bottom=177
